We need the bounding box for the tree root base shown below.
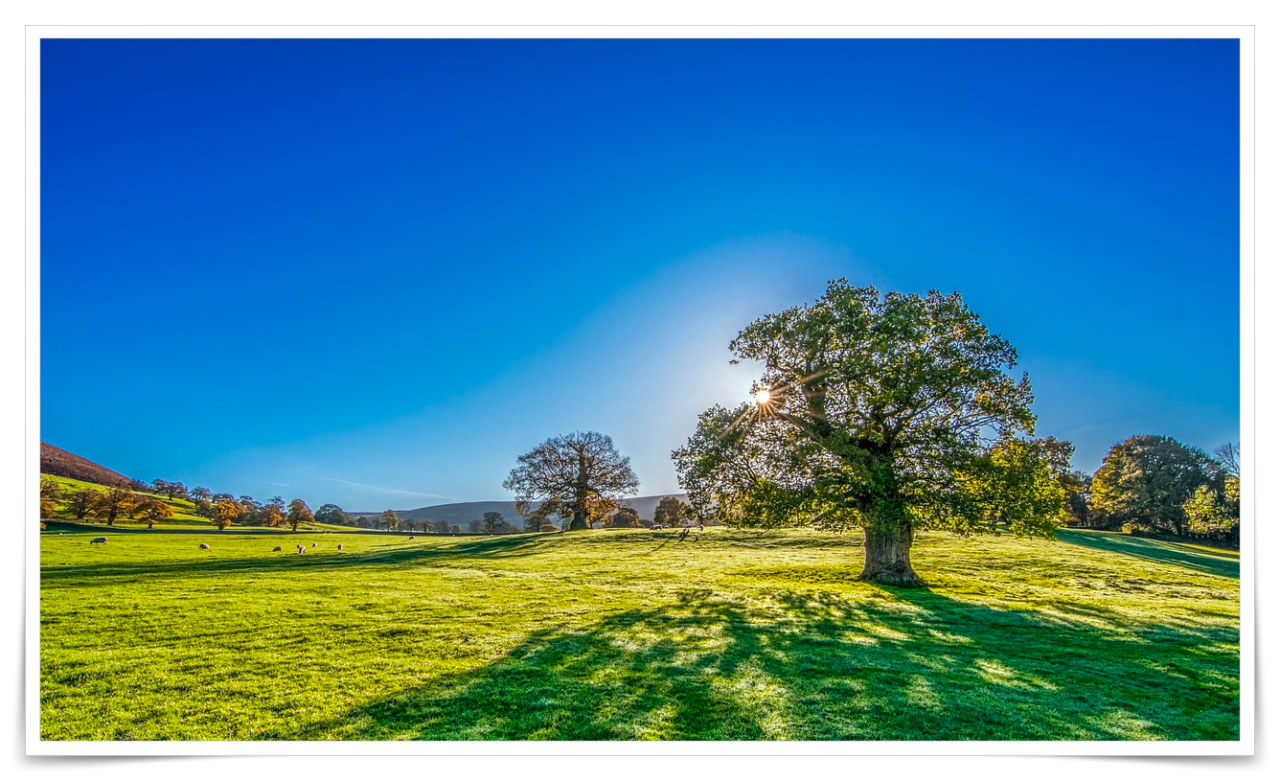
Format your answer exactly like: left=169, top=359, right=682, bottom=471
left=857, top=572, right=929, bottom=588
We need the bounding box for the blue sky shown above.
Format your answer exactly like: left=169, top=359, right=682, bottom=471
left=40, top=38, right=1241, bottom=511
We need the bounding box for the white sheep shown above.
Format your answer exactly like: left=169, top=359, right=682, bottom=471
left=311, top=542, right=317, bottom=548
left=337, top=543, right=343, bottom=551
left=90, top=536, right=107, bottom=545
left=199, top=542, right=211, bottom=551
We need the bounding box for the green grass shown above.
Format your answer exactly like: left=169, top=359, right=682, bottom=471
left=39, top=527, right=1239, bottom=741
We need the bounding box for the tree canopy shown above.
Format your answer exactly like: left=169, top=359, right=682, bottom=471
left=504, top=431, right=640, bottom=531
left=1089, top=435, right=1217, bottom=537
left=674, top=281, right=1053, bottom=585
left=288, top=499, right=314, bottom=532
left=653, top=496, right=688, bottom=527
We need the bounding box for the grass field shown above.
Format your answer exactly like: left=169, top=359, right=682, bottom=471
left=39, top=526, right=1239, bottom=741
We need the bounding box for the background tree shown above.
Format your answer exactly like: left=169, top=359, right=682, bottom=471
left=609, top=506, right=642, bottom=528
left=481, top=511, right=508, bottom=535
left=504, top=431, right=640, bottom=531
left=1089, top=435, right=1216, bottom=536
left=1213, top=442, right=1240, bottom=478
left=674, top=282, right=1045, bottom=586
left=190, top=487, right=212, bottom=502
left=380, top=509, right=400, bottom=531
left=523, top=516, right=544, bottom=533
left=653, top=496, right=687, bottom=527
left=150, top=479, right=187, bottom=500
left=40, top=477, right=62, bottom=518
left=260, top=496, right=286, bottom=528
left=433, top=519, right=451, bottom=535
left=212, top=500, right=239, bottom=531
left=288, top=499, right=314, bottom=532
left=92, top=487, right=138, bottom=527
left=467, top=519, right=484, bottom=534
left=450, top=524, right=462, bottom=535
left=236, top=496, right=263, bottom=526
left=539, top=522, right=558, bottom=532
left=314, top=503, right=349, bottom=526
left=1060, top=469, right=1093, bottom=526
left=63, top=488, right=96, bottom=521
left=133, top=497, right=175, bottom=528
left=957, top=438, right=1071, bottom=533
left=1183, top=476, right=1240, bottom=540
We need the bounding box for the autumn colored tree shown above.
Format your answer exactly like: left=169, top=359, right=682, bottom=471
left=674, top=282, right=1045, bottom=586
left=211, top=500, right=239, bottom=531
left=40, top=477, right=62, bottom=518
left=92, top=487, right=138, bottom=527
left=288, top=499, right=314, bottom=532
left=504, top=431, right=640, bottom=531
left=260, top=496, right=286, bottom=529
left=134, top=497, right=175, bottom=528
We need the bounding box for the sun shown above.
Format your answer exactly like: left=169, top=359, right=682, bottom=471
left=754, top=388, right=772, bottom=405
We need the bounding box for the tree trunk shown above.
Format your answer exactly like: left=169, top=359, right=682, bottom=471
left=568, top=511, right=587, bottom=531
left=858, top=525, right=924, bottom=587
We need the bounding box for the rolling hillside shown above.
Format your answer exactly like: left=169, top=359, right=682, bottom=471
left=358, top=494, right=690, bottom=526
left=40, top=442, right=134, bottom=487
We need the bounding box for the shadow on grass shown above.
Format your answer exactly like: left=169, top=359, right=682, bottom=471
left=1056, top=530, right=1239, bottom=579
left=294, top=587, right=1239, bottom=742
left=40, top=533, right=559, bottom=585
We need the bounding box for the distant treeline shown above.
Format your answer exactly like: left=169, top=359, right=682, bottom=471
left=329, top=497, right=710, bottom=535
left=1063, top=436, right=1239, bottom=545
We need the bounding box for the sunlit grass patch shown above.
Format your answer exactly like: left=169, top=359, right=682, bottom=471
left=40, top=526, right=1238, bottom=741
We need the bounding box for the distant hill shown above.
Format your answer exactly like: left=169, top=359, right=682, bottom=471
left=355, top=494, right=689, bottom=526
left=40, top=442, right=133, bottom=487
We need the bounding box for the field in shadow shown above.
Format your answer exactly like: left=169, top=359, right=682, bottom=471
left=1056, top=530, right=1238, bottom=579
left=294, top=587, right=1239, bottom=741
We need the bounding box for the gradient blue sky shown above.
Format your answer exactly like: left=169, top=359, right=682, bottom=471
left=40, top=38, right=1241, bottom=511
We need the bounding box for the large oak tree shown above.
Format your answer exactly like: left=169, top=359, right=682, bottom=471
left=504, top=431, right=640, bottom=531
left=673, top=281, right=1058, bottom=586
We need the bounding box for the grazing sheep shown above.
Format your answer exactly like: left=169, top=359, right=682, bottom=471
left=337, top=543, right=343, bottom=551
left=297, top=544, right=304, bottom=554
left=272, top=545, right=283, bottom=552
left=90, top=536, right=107, bottom=545
left=311, top=542, right=317, bottom=548
left=199, top=542, right=211, bottom=550
left=408, top=536, right=415, bottom=540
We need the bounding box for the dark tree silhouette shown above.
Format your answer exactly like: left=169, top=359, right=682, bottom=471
left=504, top=431, right=640, bottom=531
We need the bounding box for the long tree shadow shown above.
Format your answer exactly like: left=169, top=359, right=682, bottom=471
left=40, top=533, right=558, bottom=586
left=1056, top=530, right=1239, bottom=579
left=294, top=587, right=1239, bottom=741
